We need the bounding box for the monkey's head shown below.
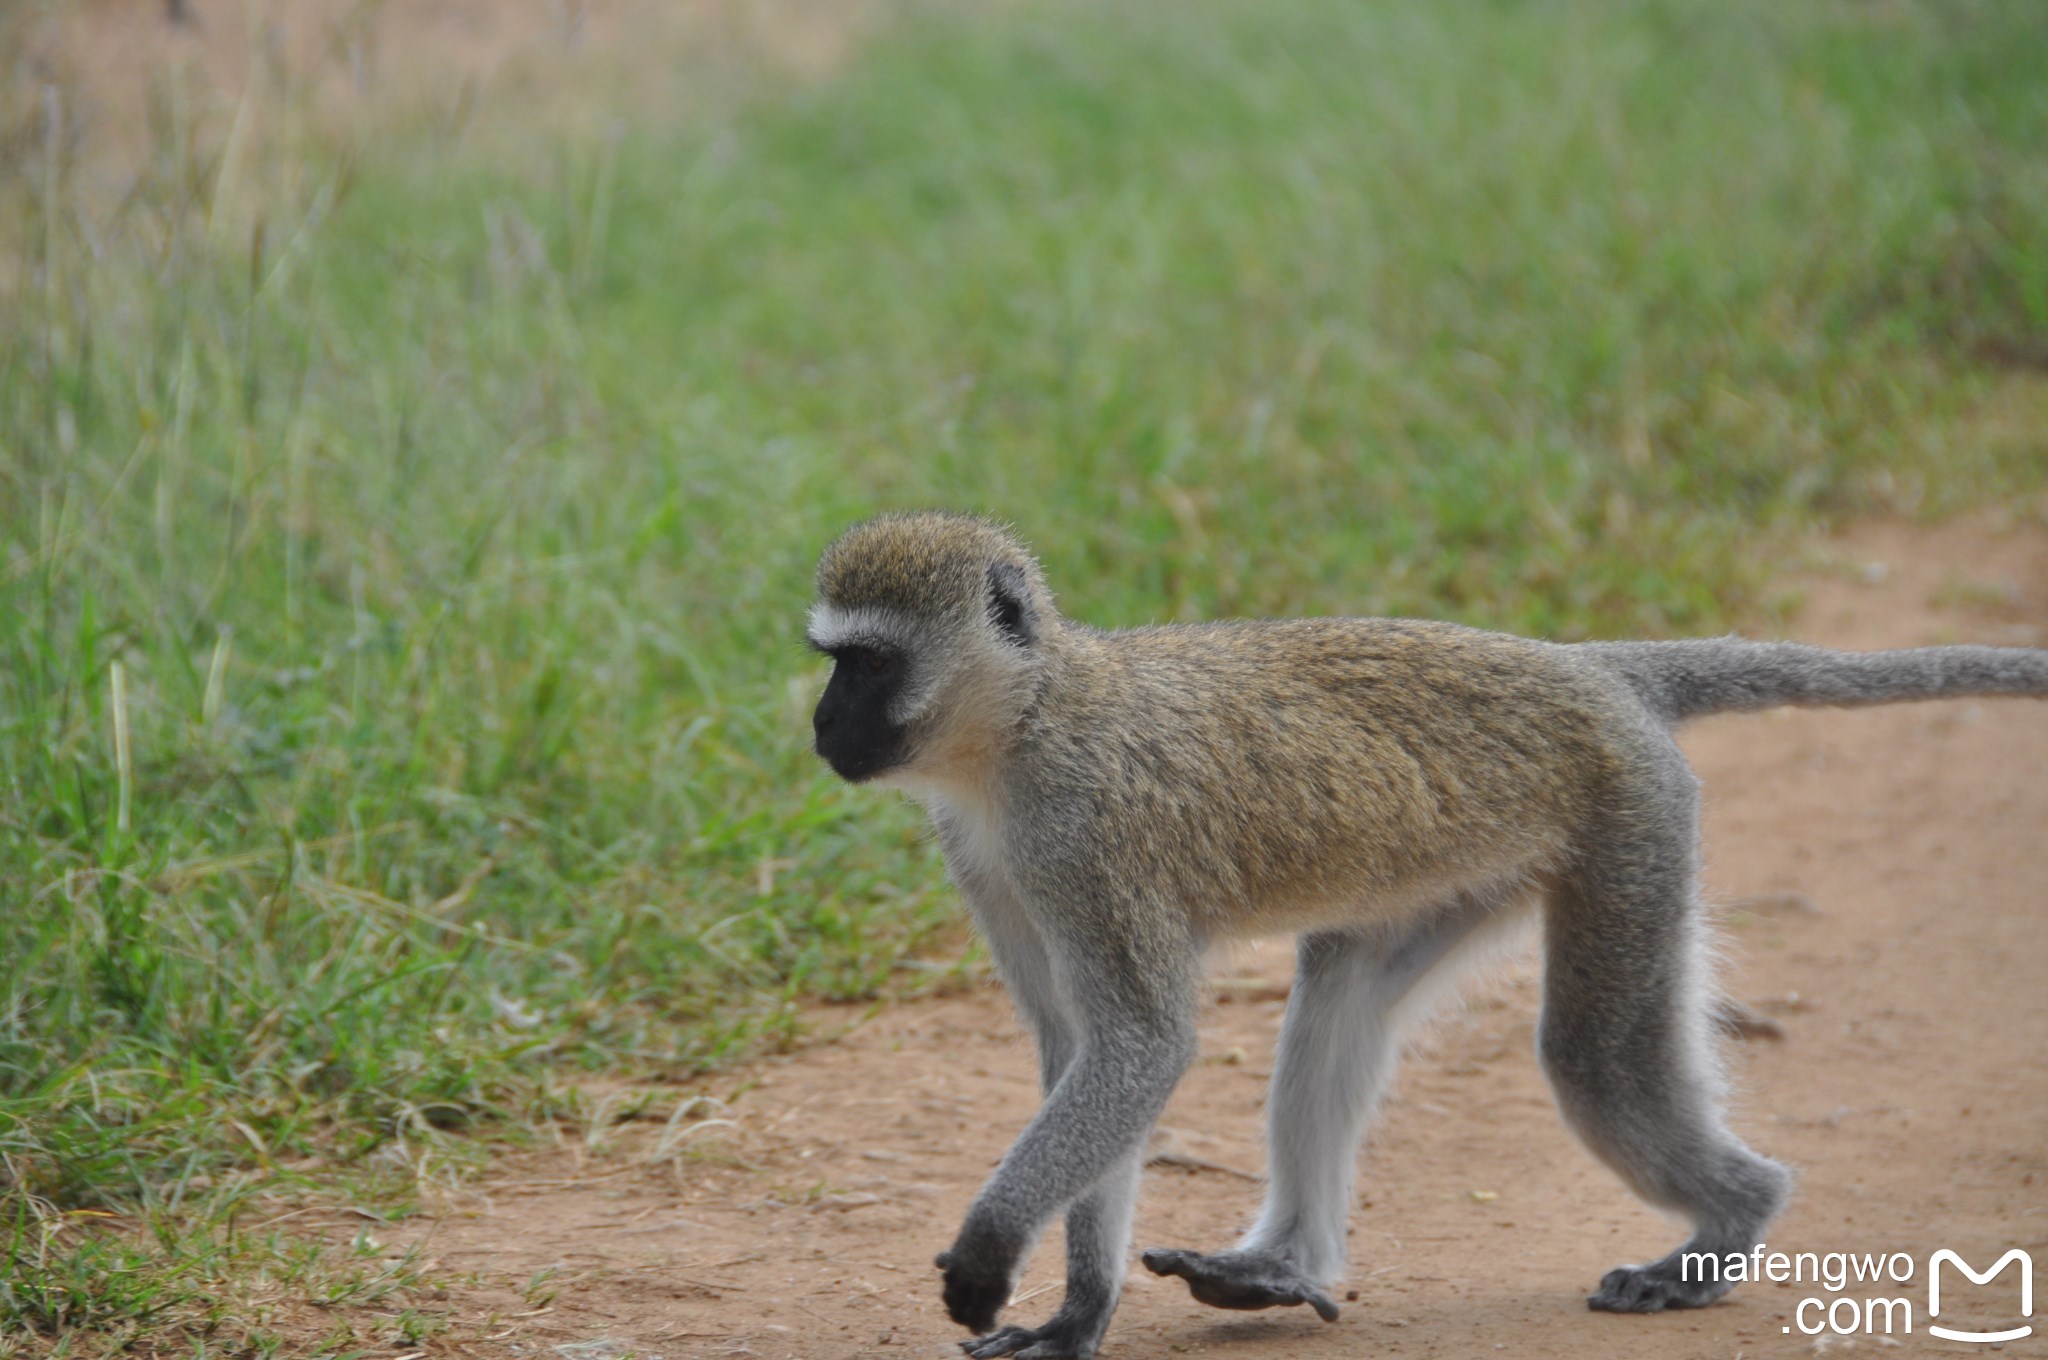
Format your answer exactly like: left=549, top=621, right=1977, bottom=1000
left=806, top=512, right=1056, bottom=786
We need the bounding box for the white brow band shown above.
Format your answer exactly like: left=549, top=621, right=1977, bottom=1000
left=807, top=603, right=903, bottom=652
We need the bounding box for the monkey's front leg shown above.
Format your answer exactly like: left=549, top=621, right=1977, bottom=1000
left=939, top=951, right=1197, bottom=1349
left=953, top=920, right=1148, bottom=1356
left=957, top=1150, right=1145, bottom=1359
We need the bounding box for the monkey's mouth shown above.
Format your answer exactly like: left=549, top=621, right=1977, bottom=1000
left=813, top=730, right=911, bottom=784
left=819, top=749, right=890, bottom=783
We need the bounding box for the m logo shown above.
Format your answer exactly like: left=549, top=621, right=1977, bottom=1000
left=1928, top=1248, right=2033, bottom=1344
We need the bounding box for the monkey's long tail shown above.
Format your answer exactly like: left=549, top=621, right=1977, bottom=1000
left=1578, top=638, right=2048, bottom=725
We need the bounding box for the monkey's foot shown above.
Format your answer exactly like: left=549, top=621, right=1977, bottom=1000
left=1140, top=1247, right=1340, bottom=1321
left=959, top=1316, right=1105, bottom=1360
left=1587, top=1255, right=1733, bottom=1314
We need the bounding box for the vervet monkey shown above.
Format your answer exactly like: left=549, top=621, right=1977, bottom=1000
left=804, top=511, right=2047, bottom=1359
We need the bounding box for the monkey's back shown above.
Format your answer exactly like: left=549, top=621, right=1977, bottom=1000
left=1015, top=618, right=1639, bottom=935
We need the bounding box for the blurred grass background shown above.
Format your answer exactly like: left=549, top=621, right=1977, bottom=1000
left=2, top=0, right=2045, bottom=1348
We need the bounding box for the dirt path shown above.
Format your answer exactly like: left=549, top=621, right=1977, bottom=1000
left=390, top=517, right=2048, bottom=1360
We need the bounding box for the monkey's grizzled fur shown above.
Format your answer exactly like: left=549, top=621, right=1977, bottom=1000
left=804, top=512, right=2048, bottom=1360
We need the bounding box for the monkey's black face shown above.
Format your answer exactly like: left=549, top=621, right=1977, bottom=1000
left=812, top=644, right=911, bottom=783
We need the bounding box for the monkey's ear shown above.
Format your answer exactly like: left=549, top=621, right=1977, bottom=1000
left=985, top=562, right=1035, bottom=647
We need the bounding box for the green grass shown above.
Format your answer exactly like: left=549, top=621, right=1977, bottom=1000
left=3, top=0, right=2046, bottom=1348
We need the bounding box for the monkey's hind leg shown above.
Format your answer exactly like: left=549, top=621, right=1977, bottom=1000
left=1145, top=897, right=1516, bottom=1320
left=1540, top=799, right=1791, bottom=1314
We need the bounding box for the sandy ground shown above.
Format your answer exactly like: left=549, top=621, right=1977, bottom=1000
left=377, top=516, right=2047, bottom=1360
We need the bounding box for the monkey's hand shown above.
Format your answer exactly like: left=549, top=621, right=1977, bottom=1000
left=1140, top=1247, right=1340, bottom=1321
left=935, top=1237, right=1018, bottom=1335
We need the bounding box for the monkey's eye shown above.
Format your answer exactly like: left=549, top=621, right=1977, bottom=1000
left=866, top=653, right=892, bottom=675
